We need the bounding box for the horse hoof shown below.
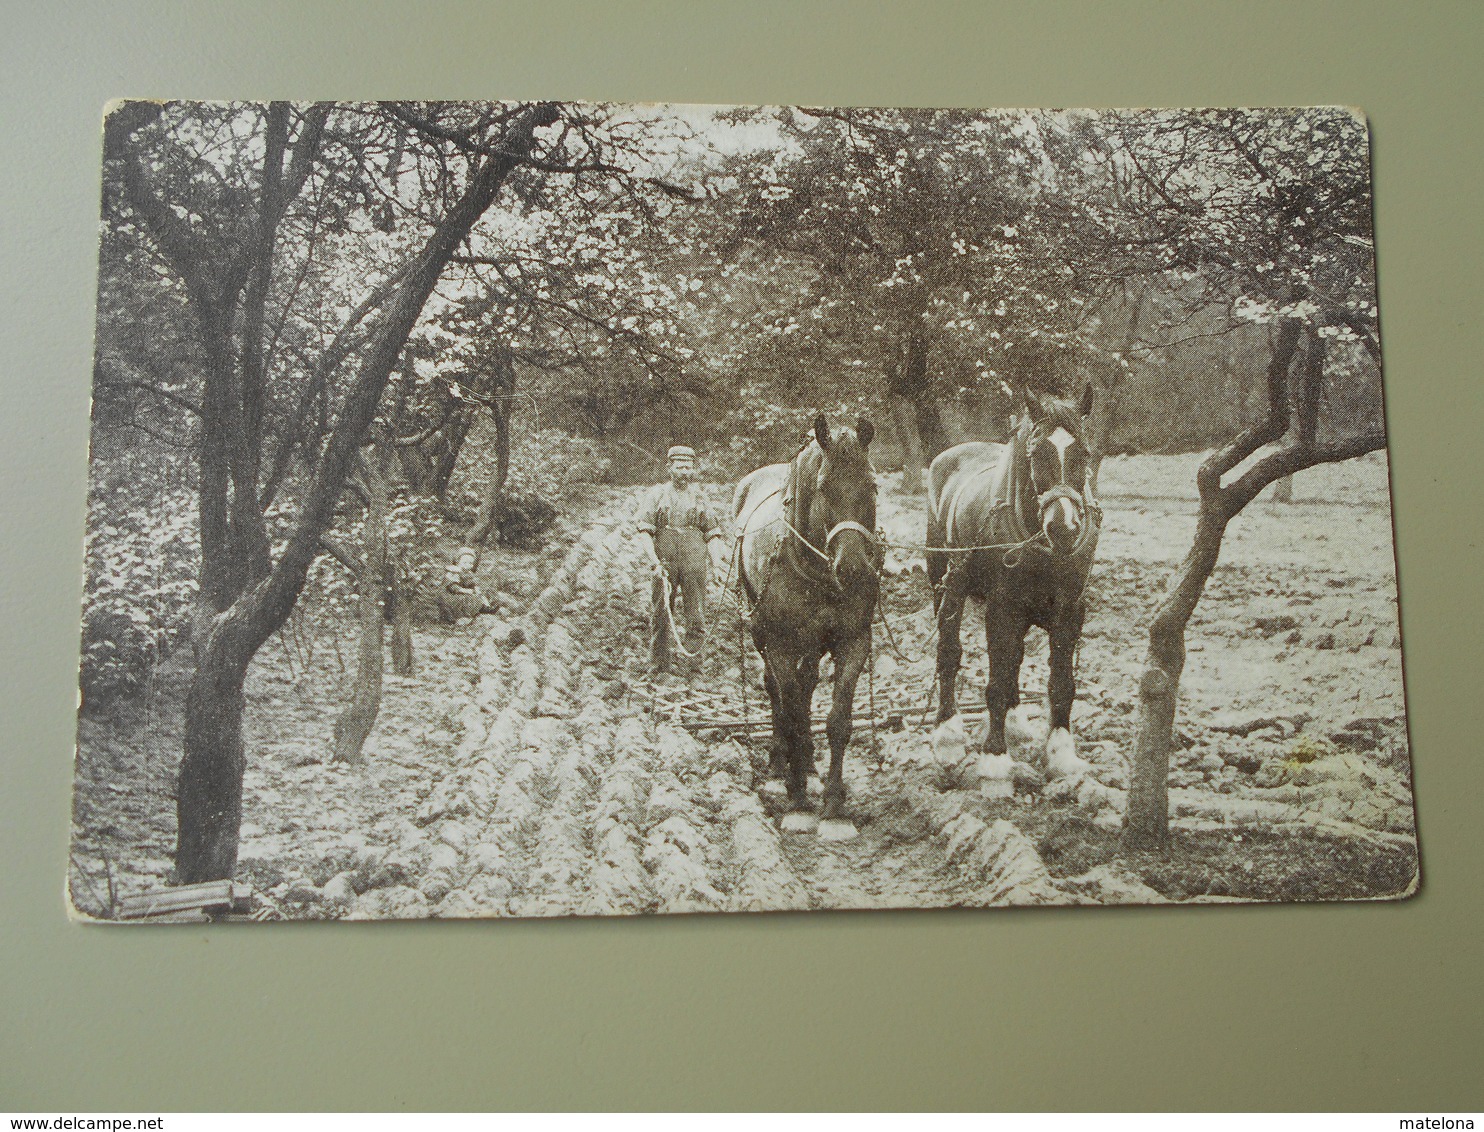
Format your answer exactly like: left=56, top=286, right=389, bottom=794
left=930, top=715, right=968, bottom=763
left=780, top=812, right=818, bottom=834
left=817, top=819, right=859, bottom=842
left=760, top=779, right=787, bottom=798
left=1045, top=727, right=1093, bottom=780
left=806, top=775, right=823, bottom=797
left=975, top=752, right=1015, bottom=799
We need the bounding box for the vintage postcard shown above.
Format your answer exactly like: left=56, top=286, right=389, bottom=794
left=71, top=101, right=1415, bottom=920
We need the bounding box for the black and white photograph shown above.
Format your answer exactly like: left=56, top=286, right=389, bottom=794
left=70, top=100, right=1416, bottom=921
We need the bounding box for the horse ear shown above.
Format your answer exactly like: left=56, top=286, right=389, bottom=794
left=1080, top=382, right=1095, bottom=418
left=1020, top=388, right=1045, bottom=423
left=856, top=417, right=875, bottom=448
left=813, top=413, right=832, bottom=450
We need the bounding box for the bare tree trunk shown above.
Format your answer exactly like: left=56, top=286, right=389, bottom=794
left=388, top=549, right=414, bottom=676
left=466, top=408, right=509, bottom=549
left=333, top=451, right=389, bottom=765
left=1123, top=506, right=1230, bottom=847
left=1123, top=323, right=1301, bottom=848
left=431, top=412, right=473, bottom=498
left=466, top=353, right=515, bottom=559
left=393, top=405, right=474, bottom=497
left=395, top=444, right=437, bottom=495
left=891, top=395, right=927, bottom=494
left=1122, top=322, right=1384, bottom=849
left=886, top=330, right=947, bottom=482
left=1088, top=284, right=1146, bottom=495
left=175, top=649, right=250, bottom=883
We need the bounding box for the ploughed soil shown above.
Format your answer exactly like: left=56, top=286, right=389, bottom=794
left=69, top=452, right=1417, bottom=919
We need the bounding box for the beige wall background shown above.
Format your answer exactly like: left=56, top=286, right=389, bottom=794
left=2, top=1, right=1480, bottom=1111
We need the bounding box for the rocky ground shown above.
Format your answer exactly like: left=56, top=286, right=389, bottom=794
left=68, top=451, right=1419, bottom=919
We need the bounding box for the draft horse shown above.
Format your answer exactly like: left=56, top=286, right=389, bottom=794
left=732, top=415, right=880, bottom=840
left=926, top=387, right=1100, bottom=779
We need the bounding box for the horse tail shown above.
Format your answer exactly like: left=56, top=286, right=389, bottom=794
left=731, top=468, right=770, bottom=596
left=927, top=446, right=959, bottom=529
left=925, top=452, right=952, bottom=591
left=731, top=472, right=753, bottom=522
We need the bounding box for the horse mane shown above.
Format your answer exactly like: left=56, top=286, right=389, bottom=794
left=1018, top=395, right=1085, bottom=440
left=787, top=441, right=821, bottom=540
left=786, top=427, right=874, bottom=546
left=996, top=396, right=1079, bottom=537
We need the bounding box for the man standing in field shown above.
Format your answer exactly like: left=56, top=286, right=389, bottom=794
left=635, top=444, right=728, bottom=675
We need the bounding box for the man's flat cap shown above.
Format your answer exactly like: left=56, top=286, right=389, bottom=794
left=667, top=445, right=696, bottom=461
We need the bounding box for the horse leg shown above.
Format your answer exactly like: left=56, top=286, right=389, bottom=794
left=796, top=654, right=821, bottom=782
left=984, top=603, right=1030, bottom=755
left=935, top=566, right=967, bottom=724
left=1045, top=597, right=1092, bottom=780
left=819, top=633, right=869, bottom=840
left=767, top=647, right=817, bottom=831
left=926, top=518, right=948, bottom=616
left=759, top=648, right=788, bottom=782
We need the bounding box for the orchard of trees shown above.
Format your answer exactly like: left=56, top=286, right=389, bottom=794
left=83, top=101, right=1385, bottom=884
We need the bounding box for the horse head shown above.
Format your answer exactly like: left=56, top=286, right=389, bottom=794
left=1019, top=385, right=1095, bottom=556
left=809, top=413, right=878, bottom=590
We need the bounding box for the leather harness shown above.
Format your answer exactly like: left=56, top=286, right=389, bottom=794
left=938, top=426, right=1100, bottom=564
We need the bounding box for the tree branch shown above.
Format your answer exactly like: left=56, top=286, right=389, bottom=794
left=282, top=104, right=332, bottom=204
left=318, top=535, right=364, bottom=577
left=258, top=264, right=411, bottom=509
left=1195, top=316, right=1301, bottom=506
left=104, top=102, right=214, bottom=306
left=239, top=101, right=562, bottom=660
left=1224, top=430, right=1387, bottom=513
left=95, top=353, right=203, bottom=415
left=382, top=103, right=479, bottom=153
left=514, top=154, right=698, bottom=199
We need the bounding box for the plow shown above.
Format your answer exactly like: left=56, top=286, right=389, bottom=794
left=630, top=667, right=1045, bottom=744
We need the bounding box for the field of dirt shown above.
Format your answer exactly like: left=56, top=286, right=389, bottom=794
left=68, top=451, right=1419, bottom=919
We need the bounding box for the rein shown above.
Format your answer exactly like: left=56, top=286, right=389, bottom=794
left=656, top=566, right=699, bottom=659
left=904, top=425, right=1101, bottom=567
left=779, top=516, right=880, bottom=565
